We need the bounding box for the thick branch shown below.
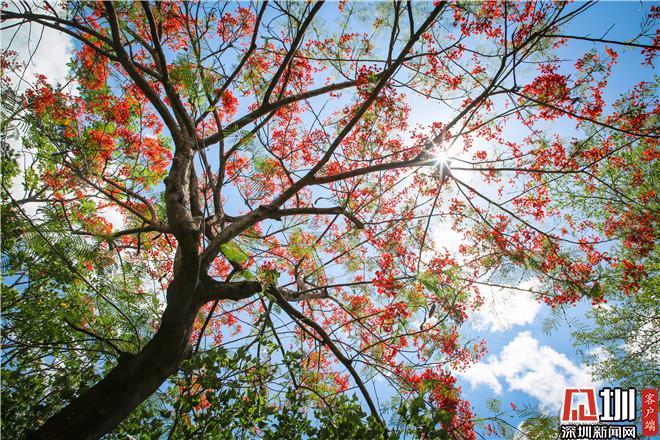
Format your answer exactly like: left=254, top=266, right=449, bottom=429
left=201, top=277, right=262, bottom=302
left=140, top=1, right=195, bottom=135
left=103, top=2, right=180, bottom=137
left=261, top=2, right=324, bottom=105
left=195, top=1, right=268, bottom=125
left=269, top=2, right=448, bottom=208
left=269, top=206, right=364, bottom=229
left=512, top=89, right=659, bottom=139
left=200, top=78, right=360, bottom=148
left=201, top=277, right=326, bottom=303
left=543, top=33, right=659, bottom=50
left=313, top=158, right=435, bottom=185
left=200, top=2, right=447, bottom=267
left=268, top=285, right=385, bottom=428
left=278, top=286, right=328, bottom=302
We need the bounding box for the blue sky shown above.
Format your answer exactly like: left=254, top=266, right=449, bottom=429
left=445, top=2, right=657, bottom=432
left=302, top=1, right=657, bottom=428
left=4, top=1, right=657, bottom=435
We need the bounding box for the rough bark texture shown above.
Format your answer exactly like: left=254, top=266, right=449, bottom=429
left=28, top=116, right=211, bottom=438
left=10, top=3, right=449, bottom=437
left=28, top=290, right=200, bottom=440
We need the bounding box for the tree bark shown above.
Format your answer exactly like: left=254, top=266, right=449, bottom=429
left=28, top=292, right=201, bottom=440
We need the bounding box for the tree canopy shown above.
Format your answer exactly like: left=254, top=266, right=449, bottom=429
left=1, top=1, right=658, bottom=439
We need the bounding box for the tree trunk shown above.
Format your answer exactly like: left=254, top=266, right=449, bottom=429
left=28, top=297, right=200, bottom=440
left=28, top=131, right=208, bottom=438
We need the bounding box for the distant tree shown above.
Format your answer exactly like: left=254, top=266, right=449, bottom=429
left=517, top=114, right=659, bottom=439
left=1, top=2, right=657, bottom=439
left=567, top=129, right=660, bottom=391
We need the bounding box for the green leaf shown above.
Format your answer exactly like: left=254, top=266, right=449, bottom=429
left=220, top=241, right=248, bottom=265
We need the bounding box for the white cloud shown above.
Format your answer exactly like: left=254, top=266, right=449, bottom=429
left=3, top=16, right=128, bottom=233
left=98, top=205, right=125, bottom=231
left=432, top=220, right=464, bottom=256
left=3, top=8, right=75, bottom=213
left=459, top=360, right=503, bottom=394
left=471, top=279, right=542, bottom=332
left=2, top=5, right=75, bottom=87
left=587, top=346, right=613, bottom=366
left=459, top=331, right=600, bottom=410
left=625, top=319, right=660, bottom=365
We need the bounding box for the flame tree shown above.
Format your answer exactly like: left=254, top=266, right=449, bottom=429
left=1, top=2, right=657, bottom=439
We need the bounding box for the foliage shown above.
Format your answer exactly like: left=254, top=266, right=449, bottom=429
left=569, top=138, right=660, bottom=387
left=1, top=1, right=658, bottom=438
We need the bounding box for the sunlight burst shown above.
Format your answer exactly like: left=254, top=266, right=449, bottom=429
left=434, top=150, right=451, bottom=166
